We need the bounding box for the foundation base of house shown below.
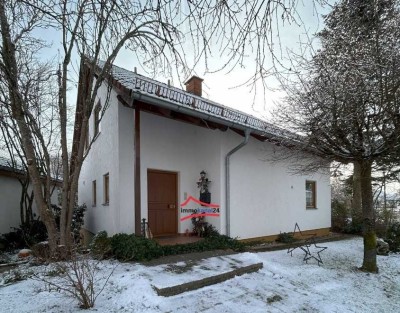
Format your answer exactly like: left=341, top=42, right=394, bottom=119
left=239, top=227, right=331, bottom=243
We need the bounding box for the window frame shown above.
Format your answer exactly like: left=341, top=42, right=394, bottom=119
left=103, top=173, right=109, bottom=205
left=92, top=180, right=97, bottom=207
left=306, top=180, right=317, bottom=209
left=84, top=123, right=90, bottom=152
left=93, top=102, right=101, bottom=138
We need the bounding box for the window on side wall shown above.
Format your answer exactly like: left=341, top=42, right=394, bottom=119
left=92, top=180, right=97, bottom=207
left=103, top=173, right=109, bottom=205
left=306, top=181, right=316, bottom=209
left=94, top=102, right=101, bottom=138
left=84, top=124, right=89, bottom=152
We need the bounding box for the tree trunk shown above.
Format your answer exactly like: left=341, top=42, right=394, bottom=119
left=0, top=1, right=58, bottom=253
left=358, top=160, right=378, bottom=273
left=19, top=179, right=32, bottom=225
left=27, top=190, right=34, bottom=225
left=59, top=64, right=70, bottom=248
left=64, top=119, right=89, bottom=248
left=352, top=162, right=363, bottom=228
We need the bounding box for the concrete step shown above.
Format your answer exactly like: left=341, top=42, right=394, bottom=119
left=153, top=262, right=263, bottom=297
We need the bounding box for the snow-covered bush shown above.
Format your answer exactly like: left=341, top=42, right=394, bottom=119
left=35, top=253, right=115, bottom=309
left=3, top=269, right=33, bottom=285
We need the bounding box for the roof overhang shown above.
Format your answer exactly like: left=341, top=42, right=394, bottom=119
left=95, top=61, right=303, bottom=147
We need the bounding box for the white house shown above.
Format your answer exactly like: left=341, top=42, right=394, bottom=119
left=78, top=62, right=331, bottom=241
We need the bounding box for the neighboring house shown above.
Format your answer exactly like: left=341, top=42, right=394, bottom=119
left=0, top=158, right=60, bottom=235
left=78, top=61, right=331, bottom=241
left=0, top=161, right=26, bottom=234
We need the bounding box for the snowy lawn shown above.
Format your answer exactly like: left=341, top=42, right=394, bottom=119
left=0, top=237, right=399, bottom=313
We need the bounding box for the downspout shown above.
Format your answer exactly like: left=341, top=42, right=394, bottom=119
left=225, top=129, right=251, bottom=237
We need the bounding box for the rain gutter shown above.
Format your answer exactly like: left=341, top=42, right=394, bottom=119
left=131, top=93, right=268, bottom=137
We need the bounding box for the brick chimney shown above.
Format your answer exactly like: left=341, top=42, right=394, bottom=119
left=185, top=76, right=203, bottom=97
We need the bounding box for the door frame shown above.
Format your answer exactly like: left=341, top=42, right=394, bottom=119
left=147, top=168, right=179, bottom=236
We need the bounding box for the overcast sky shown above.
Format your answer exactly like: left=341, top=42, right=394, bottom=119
left=111, top=1, right=334, bottom=120
left=27, top=0, right=337, bottom=152
left=31, top=1, right=335, bottom=123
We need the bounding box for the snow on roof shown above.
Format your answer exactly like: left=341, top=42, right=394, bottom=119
left=98, top=61, right=298, bottom=142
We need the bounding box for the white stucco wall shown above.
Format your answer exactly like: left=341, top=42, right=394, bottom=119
left=140, top=112, right=331, bottom=239
left=117, top=102, right=135, bottom=233
left=0, top=175, right=23, bottom=234
left=79, top=83, right=331, bottom=239
left=225, top=134, right=331, bottom=239
left=0, top=174, right=60, bottom=235
left=79, top=84, right=122, bottom=235
left=140, top=111, right=223, bottom=234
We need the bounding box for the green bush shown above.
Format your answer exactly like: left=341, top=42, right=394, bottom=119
left=343, top=221, right=362, bottom=235
left=1, top=230, right=24, bottom=250
left=52, top=204, right=86, bottom=242
left=162, top=235, right=245, bottom=255
left=276, top=232, right=294, bottom=243
left=202, top=224, right=220, bottom=238
left=1, top=219, right=48, bottom=250
left=111, top=233, right=163, bottom=261
left=0, top=237, right=6, bottom=251
left=106, top=232, right=245, bottom=262
left=90, top=231, right=112, bottom=259
left=386, top=222, right=400, bottom=253
left=191, top=215, right=220, bottom=238
left=331, top=199, right=350, bottom=232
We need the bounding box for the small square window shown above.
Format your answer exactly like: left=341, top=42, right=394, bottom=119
left=103, top=173, right=109, bottom=205
left=92, top=180, right=97, bottom=207
left=306, top=181, right=316, bottom=209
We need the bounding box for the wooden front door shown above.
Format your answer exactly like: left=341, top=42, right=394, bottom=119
left=147, top=169, right=178, bottom=237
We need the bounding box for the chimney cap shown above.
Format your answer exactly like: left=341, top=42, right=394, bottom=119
left=184, top=75, right=204, bottom=85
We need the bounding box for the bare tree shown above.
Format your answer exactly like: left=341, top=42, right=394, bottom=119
left=0, top=54, right=61, bottom=227
left=0, top=0, right=196, bottom=253
left=0, top=1, right=61, bottom=232
left=275, top=0, right=400, bottom=272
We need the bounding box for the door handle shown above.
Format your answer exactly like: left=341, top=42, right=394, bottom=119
left=168, top=204, right=176, bottom=209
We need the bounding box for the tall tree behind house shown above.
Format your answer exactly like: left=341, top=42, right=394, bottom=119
left=276, top=0, right=400, bottom=272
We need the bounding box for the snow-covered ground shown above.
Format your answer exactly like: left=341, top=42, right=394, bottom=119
left=0, top=237, right=399, bottom=313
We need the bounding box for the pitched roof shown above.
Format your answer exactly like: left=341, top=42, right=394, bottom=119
left=98, top=61, right=299, bottom=143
